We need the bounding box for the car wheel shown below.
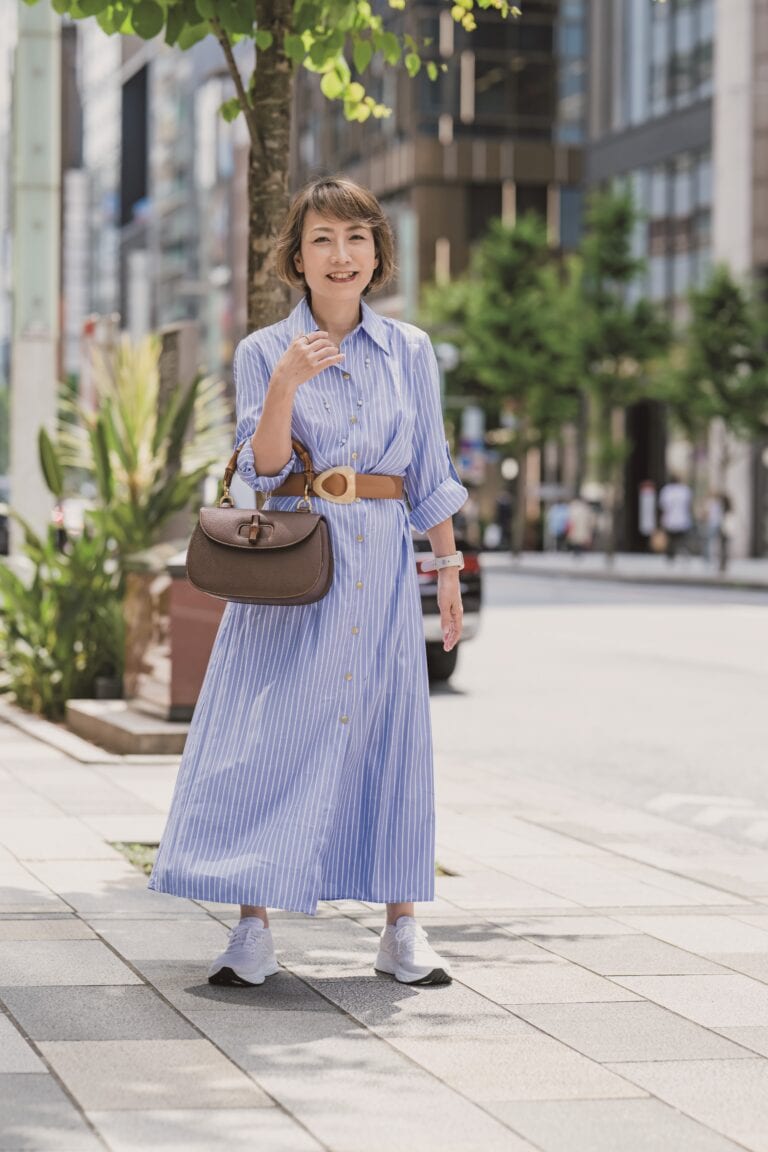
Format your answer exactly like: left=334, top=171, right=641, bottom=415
left=426, top=642, right=458, bottom=682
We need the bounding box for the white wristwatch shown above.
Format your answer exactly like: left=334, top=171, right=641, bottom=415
left=423, top=550, right=464, bottom=572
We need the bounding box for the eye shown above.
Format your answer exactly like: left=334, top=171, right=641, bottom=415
left=350, top=233, right=367, bottom=240
left=313, top=237, right=330, bottom=243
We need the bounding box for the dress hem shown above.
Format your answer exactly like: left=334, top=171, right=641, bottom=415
left=147, top=875, right=435, bottom=917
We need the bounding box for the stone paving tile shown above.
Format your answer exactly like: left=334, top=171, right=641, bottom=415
left=38, top=1039, right=272, bottom=1110
left=591, top=857, right=749, bottom=907
left=708, top=953, right=768, bottom=983
left=24, top=859, right=205, bottom=918
left=494, top=914, right=636, bottom=938
left=87, top=1108, right=326, bottom=1152
left=0, top=1073, right=103, bottom=1150
left=92, top=917, right=230, bottom=963
left=488, top=1098, right=749, bottom=1152
left=80, top=814, right=167, bottom=842
left=455, top=947, right=642, bottom=1005
left=436, top=871, right=579, bottom=910
left=0, top=940, right=141, bottom=986
left=714, top=1027, right=768, bottom=1058
left=0, top=817, right=124, bottom=861
left=270, top=972, right=532, bottom=1038
left=386, top=1034, right=647, bottom=1102
left=0, top=863, right=70, bottom=915
left=139, top=962, right=336, bottom=1014
left=0, top=985, right=198, bottom=1041
left=0, top=917, right=96, bottom=941
left=0, top=1014, right=46, bottom=1072
left=194, top=1019, right=525, bottom=1152
left=605, top=1058, right=768, bottom=1152
left=616, top=914, right=768, bottom=955
left=479, top=856, right=726, bottom=909
left=523, top=932, right=728, bottom=975
left=2, top=762, right=157, bottom=818
left=507, top=1001, right=754, bottom=1062
left=89, top=764, right=179, bottom=811
left=611, top=974, right=768, bottom=1027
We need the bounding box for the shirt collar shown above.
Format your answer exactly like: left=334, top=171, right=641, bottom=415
left=287, top=296, right=390, bottom=355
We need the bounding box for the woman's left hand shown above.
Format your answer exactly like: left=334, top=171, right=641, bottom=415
left=437, top=569, right=463, bottom=652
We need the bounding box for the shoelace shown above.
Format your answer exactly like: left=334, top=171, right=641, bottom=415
left=227, top=921, right=272, bottom=955
left=394, top=921, right=431, bottom=953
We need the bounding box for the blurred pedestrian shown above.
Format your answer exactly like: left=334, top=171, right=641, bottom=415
left=705, top=489, right=733, bottom=571
left=566, top=495, right=595, bottom=556
left=658, top=473, right=693, bottom=561
left=546, top=500, right=570, bottom=552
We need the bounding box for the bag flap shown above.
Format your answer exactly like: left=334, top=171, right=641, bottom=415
left=198, top=507, right=323, bottom=550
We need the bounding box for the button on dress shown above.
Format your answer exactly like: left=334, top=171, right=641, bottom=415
left=148, top=297, right=468, bottom=915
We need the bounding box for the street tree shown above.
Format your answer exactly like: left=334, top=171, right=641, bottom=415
left=660, top=264, right=768, bottom=567
left=25, top=0, right=514, bottom=330
left=423, top=214, right=582, bottom=553
left=579, top=188, right=670, bottom=560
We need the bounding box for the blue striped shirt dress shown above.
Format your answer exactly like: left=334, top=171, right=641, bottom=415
left=148, top=297, right=469, bottom=915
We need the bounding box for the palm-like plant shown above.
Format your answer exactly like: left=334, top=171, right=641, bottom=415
left=43, top=333, right=232, bottom=560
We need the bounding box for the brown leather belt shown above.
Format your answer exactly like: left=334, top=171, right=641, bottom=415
left=273, top=466, right=404, bottom=504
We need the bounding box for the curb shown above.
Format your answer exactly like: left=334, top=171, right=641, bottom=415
left=0, top=698, right=181, bottom=765
left=481, top=555, right=768, bottom=593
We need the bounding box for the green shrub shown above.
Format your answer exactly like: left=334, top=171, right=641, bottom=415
left=0, top=519, right=123, bottom=720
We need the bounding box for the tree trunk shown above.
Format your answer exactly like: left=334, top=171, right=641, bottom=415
left=246, top=0, right=295, bottom=331
left=511, top=419, right=528, bottom=556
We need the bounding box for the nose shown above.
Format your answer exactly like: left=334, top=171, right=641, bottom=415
left=331, top=241, right=351, bottom=263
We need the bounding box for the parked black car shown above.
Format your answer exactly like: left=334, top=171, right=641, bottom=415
left=412, top=524, right=482, bottom=682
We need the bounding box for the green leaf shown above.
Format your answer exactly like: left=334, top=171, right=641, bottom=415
left=90, top=417, right=114, bottom=504
left=194, top=0, right=216, bottom=17
left=284, top=33, right=307, bottom=62
left=132, top=0, right=165, bottom=39
left=320, top=70, right=344, bottom=99
left=255, top=28, right=273, bottom=50
left=380, top=31, right=401, bottom=64
left=352, top=38, right=372, bottom=74
left=177, top=22, right=209, bottom=49
left=219, top=96, right=243, bottom=122
left=405, top=51, right=421, bottom=77
left=75, top=0, right=110, bottom=14
left=165, top=4, right=186, bottom=45
left=426, top=61, right=439, bottom=80
left=38, top=427, right=64, bottom=499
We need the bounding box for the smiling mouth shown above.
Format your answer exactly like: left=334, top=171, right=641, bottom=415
left=327, top=272, right=358, bottom=282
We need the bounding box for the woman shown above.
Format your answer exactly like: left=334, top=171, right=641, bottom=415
left=149, top=177, right=468, bottom=988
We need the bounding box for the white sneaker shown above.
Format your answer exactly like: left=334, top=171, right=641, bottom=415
left=374, top=916, right=453, bottom=985
left=208, top=917, right=280, bottom=986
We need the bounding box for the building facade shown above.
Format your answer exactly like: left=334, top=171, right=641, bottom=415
left=587, top=0, right=768, bottom=557
left=292, top=0, right=587, bottom=314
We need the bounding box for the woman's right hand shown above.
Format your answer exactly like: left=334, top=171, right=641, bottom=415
left=270, top=331, right=344, bottom=391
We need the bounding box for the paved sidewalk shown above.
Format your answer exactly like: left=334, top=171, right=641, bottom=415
left=486, top=550, right=768, bottom=590
left=3, top=720, right=768, bottom=1150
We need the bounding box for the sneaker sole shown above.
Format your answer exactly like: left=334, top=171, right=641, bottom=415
left=374, top=964, right=452, bottom=986
left=208, top=963, right=280, bottom=987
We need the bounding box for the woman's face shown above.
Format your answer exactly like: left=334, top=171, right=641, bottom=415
left=294, top=209, right=379, bottom=304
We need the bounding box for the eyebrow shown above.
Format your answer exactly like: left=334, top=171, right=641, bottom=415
left=309, top=223, right=370, bottom=233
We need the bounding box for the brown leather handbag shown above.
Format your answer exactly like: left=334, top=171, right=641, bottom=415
left=186, top=438, right=333, bottom=605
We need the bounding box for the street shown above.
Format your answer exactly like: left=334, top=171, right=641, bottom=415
left=1, top=565, right=768, bottom=1151
left=434, top=563, right=768, bottom=839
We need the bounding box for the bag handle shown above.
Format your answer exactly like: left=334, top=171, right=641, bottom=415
left=219, top=437, right=314, bottom=508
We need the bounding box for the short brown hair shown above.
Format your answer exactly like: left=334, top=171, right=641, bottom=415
left=275, top=177, right=396, bottom=297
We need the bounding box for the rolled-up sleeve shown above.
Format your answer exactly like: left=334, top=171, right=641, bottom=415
left=404, top=335, right=469, bottom=533
left=233, top=337, right=298, bottom=493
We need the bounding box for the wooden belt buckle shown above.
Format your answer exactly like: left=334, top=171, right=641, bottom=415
left=313, top=466, right=357, bottom=504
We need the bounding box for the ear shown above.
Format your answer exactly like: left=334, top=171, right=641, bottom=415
left=294, top=252, right=304, bottom=273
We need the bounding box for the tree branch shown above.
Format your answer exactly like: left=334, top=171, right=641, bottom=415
left=210, top=14, right=259, bottom=145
